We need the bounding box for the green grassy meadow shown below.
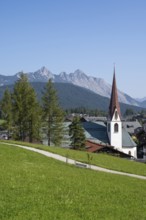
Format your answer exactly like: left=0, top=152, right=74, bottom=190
left=2, top=140, right=146, bottom=176
left=0, top=143, right=146, bottom=220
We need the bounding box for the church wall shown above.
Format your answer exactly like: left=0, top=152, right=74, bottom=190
left=110, top=121, right=122, bottom=149
left=122, top=147, right=137, bottom=158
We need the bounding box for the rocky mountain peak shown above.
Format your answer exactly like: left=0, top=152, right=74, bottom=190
left=59, top=72, right=67, bottom=77
left=40, top=66, right=48, bottom=74
left=37, top=66, right=53, bottom=77
left=0, top=67, right=141, bottom=107
left=73, top=69, right=87, bottom=78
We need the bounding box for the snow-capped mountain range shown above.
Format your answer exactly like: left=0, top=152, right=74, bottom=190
left=0, top=66, right=143, bottom=107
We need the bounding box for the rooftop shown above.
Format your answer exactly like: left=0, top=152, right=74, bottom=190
left=122, top=120, right=142, bottom=134
left=122, top=128, right=137, bottom=148
left=82, top=121, right=109, bottom=145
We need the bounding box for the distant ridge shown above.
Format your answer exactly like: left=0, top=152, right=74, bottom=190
left=0, top=82, right=144, bottom=114
left=0, top=66, right=144, bottom=107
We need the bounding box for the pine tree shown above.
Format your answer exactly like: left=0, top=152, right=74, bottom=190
left=27, top=88, right=42, bottom=142
left=69, top=116, right=86, bottom=150
left=42, top=79, right=64, bottom=146
left=12, top=73, right=41, bottom=141
left=1, top=88, right=13, bottom=138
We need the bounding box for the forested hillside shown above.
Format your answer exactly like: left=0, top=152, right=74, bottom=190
left=0, top=82, right=144, bottom=114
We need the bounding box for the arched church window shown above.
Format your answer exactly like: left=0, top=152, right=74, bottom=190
left=114, top=123, right=118, bottom=132
left=115, top=110, right=118, bottom=120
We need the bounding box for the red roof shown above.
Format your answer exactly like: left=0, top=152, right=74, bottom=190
left=86, top=140, right=105, bottom=152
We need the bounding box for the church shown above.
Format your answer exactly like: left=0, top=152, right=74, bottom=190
left=82, top=69, right=137, bottom=158
left=107, top=68, right=137, bottom=158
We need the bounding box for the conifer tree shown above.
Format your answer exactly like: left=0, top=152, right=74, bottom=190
left=42, top=79, right=64, bottom=146
left=69, top=116, right=86, bottom=150
left=1, top=88, right=12, bottom=138
left=12, top=73, right=41, bottom=141
left=27, top=88, right=41, bottom=142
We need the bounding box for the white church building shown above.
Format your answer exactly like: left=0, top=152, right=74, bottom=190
left=107, top=69, right=137, bottom=158
left=81, top=69, right=137, bottom=159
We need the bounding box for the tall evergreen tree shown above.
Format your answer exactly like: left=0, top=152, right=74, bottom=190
left=1, top=88, right=12, bottom=138
left=42, top=79, right=64, bottom=146
left=12, top=73, right=41, bottom=141
left=69, top=116, right=86, bottom=150
left=27, top=88, right=42, bottom=142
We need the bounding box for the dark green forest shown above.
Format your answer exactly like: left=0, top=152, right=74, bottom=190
left=0, top=82, right=145, bottom=115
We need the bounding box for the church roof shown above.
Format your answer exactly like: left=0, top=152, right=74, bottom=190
left=122, top=128, right=137, bottom=148
left=82, top=121, right=136, bottom=148
left=109, top=68, right=121, bottom=119
left=82, top=121, right=109, bottom=145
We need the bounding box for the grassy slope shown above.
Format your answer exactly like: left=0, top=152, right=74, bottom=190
left=2, top=140, right=146, bottom=177
left=0, top=143, right=146, bottom=220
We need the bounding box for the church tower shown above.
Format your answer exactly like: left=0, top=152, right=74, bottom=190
left=107, top=68, right=122, bottom=149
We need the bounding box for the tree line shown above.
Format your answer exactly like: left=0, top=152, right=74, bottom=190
left=65, top=107, right=107, bottom=116
left=0, top=73, right=86, bottom=149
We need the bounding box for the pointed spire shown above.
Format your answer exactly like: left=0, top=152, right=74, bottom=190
left=109, top=67, right=121, bottom=119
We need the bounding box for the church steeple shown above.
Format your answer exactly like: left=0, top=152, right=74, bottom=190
left=107, top=67, right=137, bottom=158
left=107, top=67, right=122, bottom=149
left=109, top=67, right=121, bottom=120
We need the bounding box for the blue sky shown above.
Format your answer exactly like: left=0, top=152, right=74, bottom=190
left=0, top=0, right=146, bottom=98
